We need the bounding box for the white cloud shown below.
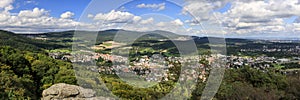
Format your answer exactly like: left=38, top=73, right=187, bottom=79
left=0, top=0, right=14, bottom=12
left=0, top=7, right=96, bottom=33
left=87, top=14, right=94, bottom=18
left=0, top=0, right=13, bottom=8
left=24, top=0, right=38, bottom=5
left=4, top=5, right=13, bottom=11
left=18, top=7, right=48, bottom=18
left=136, top=3, right=166, bottom=11
left=220, top=0, right=300, bottom=35
left=156, top=22, right=165, bottom=27
left=182, top=0, right=300, bottom=36
left=140, top=17, right=154, bottom=24
left=171, top=19, right=184, bottom=26
left=132, top=16, right=142, bottom=22
left=60, top=11, right=74, bottom=19
left=92, top=10, right=141, bottom=23
left=123, top=20, right=188, bottom=34
left=3, top=0, right=300, bottom=37
left=0, top=0, right=99, bottom=33
left=182, top=0, right=217, bottom=21
left=225, top=1, right=300, bottom=19
left=155, top=19, right=184, bottom=27
left=0, top=11, right=10, bottom=22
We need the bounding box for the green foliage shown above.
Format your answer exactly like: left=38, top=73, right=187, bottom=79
left=0, top=46, right=76, bottom=99
left=281, top=63, right=300, bottom=69
left=96, top=57, right=113, bottom=67
left=97, top=73, right=181, bottom=100
left=284, top=76, right=300, bottom=99
left=189, top=65, right=300, bottom=99
left=213, top=66, right=290, bottom=99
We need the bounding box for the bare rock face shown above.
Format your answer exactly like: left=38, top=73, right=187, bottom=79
left=42, top=83, right=112, bottom=100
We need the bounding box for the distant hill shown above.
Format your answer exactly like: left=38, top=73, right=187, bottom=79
left=6, top=29, right=300, bottom=57
left=0, top=30, right=67, bottom=52
left=15, top=29, right=261, bottom=44
left=18, top=29, right=184, bottom=44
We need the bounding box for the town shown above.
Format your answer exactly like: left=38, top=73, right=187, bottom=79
left=49, top=48, right=300, bottom=83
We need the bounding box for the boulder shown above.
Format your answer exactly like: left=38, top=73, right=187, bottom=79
left=42, top=83, right=113, bottom=100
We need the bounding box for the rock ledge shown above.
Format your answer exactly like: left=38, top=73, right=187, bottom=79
left=42, top=83, right=113, bottom=100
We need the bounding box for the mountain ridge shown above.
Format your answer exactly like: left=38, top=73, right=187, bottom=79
left=2, top=29, right=300, bottom=42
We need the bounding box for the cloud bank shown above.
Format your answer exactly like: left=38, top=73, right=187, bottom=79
left=136, top=3, right=166, bottom=11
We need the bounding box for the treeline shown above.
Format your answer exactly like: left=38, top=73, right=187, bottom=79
left=0, top=46, right=77, bottom=99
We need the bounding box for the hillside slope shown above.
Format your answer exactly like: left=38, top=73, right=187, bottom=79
left=0, top=30, right=66, bottom=52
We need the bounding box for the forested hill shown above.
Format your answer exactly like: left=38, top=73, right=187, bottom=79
left=0, top=30, right=66, bottom=52
left=0, top=30, right=77, bottom=99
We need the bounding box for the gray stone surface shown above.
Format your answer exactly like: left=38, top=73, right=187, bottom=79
left=42, top=83, right=114, bottom=100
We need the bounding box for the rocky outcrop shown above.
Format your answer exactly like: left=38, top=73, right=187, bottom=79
left=42, top=83, right=113, bottom=100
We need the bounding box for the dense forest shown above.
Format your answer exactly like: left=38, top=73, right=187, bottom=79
left=197, top=66, right=300, bottom=99
left=0, top=31, right=77, bottom=99
left=0, top=46, right=77, bottom=99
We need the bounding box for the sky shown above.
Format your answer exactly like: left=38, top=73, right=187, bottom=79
left=0, top=0, right=300, bottom=38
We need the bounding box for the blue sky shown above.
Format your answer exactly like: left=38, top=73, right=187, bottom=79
left=8, top=0, right=231, bottom=22
left=9, top=0, right=192, bottom=21
left=0, top=0, right=300, bottom=38
left=2, top=0, right=202, bottom=34
left=214, top=2, right=231, bottom=13
left=11, top=0, right=91, bottom=20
